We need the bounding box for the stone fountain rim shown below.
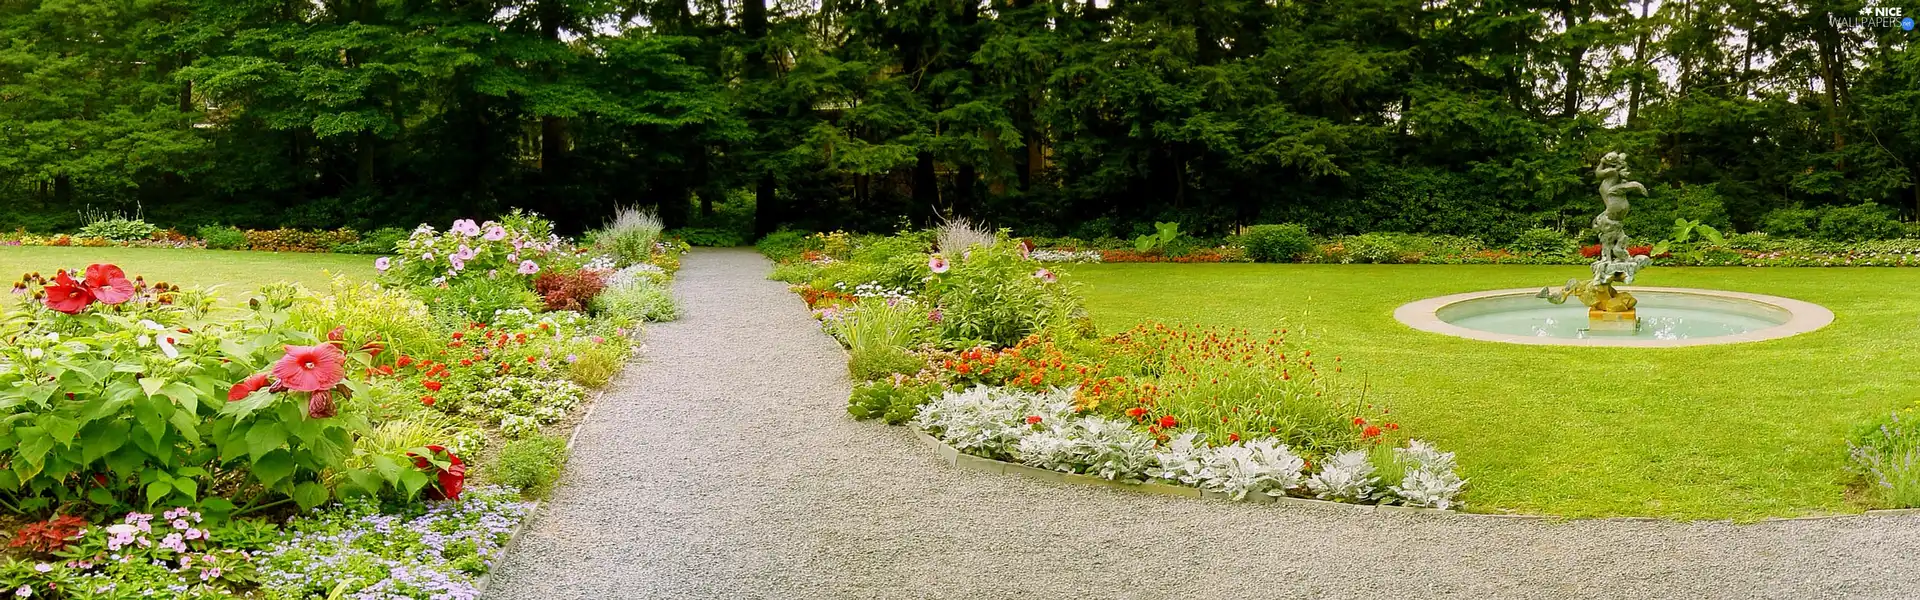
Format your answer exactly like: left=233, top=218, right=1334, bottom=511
left=1393, top=286, right=1834, bottom=347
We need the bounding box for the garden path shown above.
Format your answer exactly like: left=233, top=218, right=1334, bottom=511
left=486, top=248, right=1920, bottom=600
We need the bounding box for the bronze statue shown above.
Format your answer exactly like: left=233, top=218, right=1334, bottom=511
left=1535, top=151, right=1651, bottom=330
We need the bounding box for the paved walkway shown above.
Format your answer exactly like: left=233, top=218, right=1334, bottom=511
left=487, top=248, right=1920, bottom=600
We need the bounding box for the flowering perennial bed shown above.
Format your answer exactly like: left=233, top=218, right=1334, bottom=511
left=0, top=211, right=681, bottom=598
left=764, top=229, right=1467, bottom=511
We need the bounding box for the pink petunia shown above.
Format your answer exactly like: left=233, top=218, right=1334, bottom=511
left=517, top=260, right=539, bottom=275
left=929, top=254, right=950, bottom=274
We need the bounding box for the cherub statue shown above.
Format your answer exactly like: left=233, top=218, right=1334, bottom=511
left=1592, top=152, right=1646, bottom=267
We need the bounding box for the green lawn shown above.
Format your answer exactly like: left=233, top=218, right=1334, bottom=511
left=2, top=246, right=373, bottom=294
left=1063, top=263, right=1919, bottom=520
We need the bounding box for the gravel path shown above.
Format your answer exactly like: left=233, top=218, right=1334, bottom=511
left=487, top=248, right=1920, bottom=600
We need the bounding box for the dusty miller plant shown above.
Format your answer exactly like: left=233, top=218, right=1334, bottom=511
left=1389, top=440, right=1467, bottom=509
left=1305, top=449, right=1379, bottom=502
left=1149, top=434, right=1306, bottom=499
left=912, top=386, right=1073, bottom=459
left=1016, top=415, right=1158, bottom=481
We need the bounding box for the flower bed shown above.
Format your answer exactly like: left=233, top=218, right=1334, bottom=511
left=766, top=228, right=1467, bottom=510
left=0, top=211, right=683, bottom=598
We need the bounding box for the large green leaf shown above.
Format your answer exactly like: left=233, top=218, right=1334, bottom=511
left=252, top=450, right=294, bottom=487
left=245, top=421, right=290, bottom=462
left=291, top=481, right=330, bottom=510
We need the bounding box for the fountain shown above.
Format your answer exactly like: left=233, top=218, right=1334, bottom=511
left=1393, top=152, right=1834, bottom=347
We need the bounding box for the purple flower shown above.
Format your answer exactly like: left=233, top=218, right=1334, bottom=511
left=373, top=256, right=390, bottom=272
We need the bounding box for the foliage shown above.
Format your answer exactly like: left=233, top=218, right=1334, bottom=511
left=383, top=215, right=567, bottom=288
left=1849, top=411, right=1920, bottom=508
left=592, top=279, right=678, bottom=323
left=254, top=487, right=531, bottom=599
left=595, top=207, right=664, bottom=267
left=926, top=244, right=1082, bottom=348
left=825, top=300, right=931, bottom=380
left=1239, top=224, right=1314, bottom=263
left=488, top=436, right=570, bottom=498
left=411, top=278, right=543, bottom=326
left=288, top=276, right=440, bottom=360
left=244, top=229, right=360, bottom=253
left=197, top=225, right=248, bottom=251
left=1151, top=433, right=1308, bottom=500
left=672, top=227, right=748, bottom=247
left=1816, top=204, right=1905, bottom=243
left=332, top=228, right=410, bottom=255
left=1131, top=222, right=1182, bottom=253
left=1760, top=207, right=1823, bottom=239
left=934, top=217, right=996, bottom=254
left=1509, top=228, right=1579, bottom=256
left=566, top=340, right=629, bottom=388
left=78, top=218, right=159, bottom=242
left=533, top=270, right=607, bottom=312
left=847, top=377, right=944, bottom=425
left=755, top=231, right=818, bottom=264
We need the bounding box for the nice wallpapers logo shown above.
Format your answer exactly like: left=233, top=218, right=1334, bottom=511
left=1830, top=2, right=1914, bottom=30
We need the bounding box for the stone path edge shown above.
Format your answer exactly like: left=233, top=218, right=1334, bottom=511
left=906, top=428, right=1911, bottom=523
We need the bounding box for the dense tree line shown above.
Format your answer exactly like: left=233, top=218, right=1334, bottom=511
left=2, top=0, right=1916, bottom=240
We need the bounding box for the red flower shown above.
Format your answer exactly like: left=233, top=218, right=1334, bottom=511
left=227, top=373, right=270, bottom=401
left=397, top=355, right=414, bottom=367
left=525, top=355, right=537, bottom=364
left=422, top=395, right=436, bottom=407
left=1025, top=415, right=1043, bottom=425
left=1361, top=425, right=1383, bottom=439
left=1228, top=433, right=1240, bottom=443
left=451, top=332, right=464, bottom=340
left=408, top=445, right=466, bottom=501
left=1385, top=423, right=1400, bottom=431
left=81, top=264, right=134, bottom=305
left=1157, top=415, right=1178, bottom=429
left=423, top=380, right=442, bottom=391
left=1125, top=407, right=1147, bottom=419
left=306, top=389, right=337, bottom=419
left=272, top=345, right=348, bottom=392
left=459, top=359, right=474, bottom=367
left=1352, top=417, right=1367, bottom=426
left=326, top=326, right=347, bottom=343
left=42, top=271, right=92, bottom=314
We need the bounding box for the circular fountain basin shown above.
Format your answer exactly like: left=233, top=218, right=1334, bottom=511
left=1393, top=287, right=1833, bottom=347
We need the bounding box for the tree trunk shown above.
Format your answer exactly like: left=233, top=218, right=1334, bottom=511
left=913, top=151, right=938, bottom=223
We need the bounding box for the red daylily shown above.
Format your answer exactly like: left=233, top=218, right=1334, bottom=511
left=273, top=345, right=347, bottom=392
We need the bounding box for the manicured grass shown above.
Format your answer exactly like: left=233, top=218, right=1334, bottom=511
left=1063, top=263, right=1920, bottom=520
left=2, top=246, right=373, bottom=295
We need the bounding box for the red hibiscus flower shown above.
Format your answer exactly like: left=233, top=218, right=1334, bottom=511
left=42, top=271, right=93, bottom=314
left=81, top=264, right=135, bottom=305
left=1157, top=415, right=1178, bottom=429
left=408, top=445, right=466, bottom=501
left=272, top=345, right=348, bottom=392
left=227, top=373, right=271, bottom=401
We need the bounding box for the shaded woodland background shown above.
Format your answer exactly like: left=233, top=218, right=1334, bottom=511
left=2, top=0, right=1917, bottom=240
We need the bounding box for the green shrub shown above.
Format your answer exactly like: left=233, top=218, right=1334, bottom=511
left=829, top=300, right=931, bottom=380
left=333, top=227, right=409, bottom=254
left=198, top=224, right=248, bottom=250
left=413, top=278, right=543, bottom=325
left=591, top=279, right=678, bottom=322
left=756, top=230, right=816, bottom=262
left=289, top=275, right=440, bottom=358
left=488, top=436, right=570, bottom=497
left=1760, top=207, right=1821, bottom=238
left=848, top=378, right=945, bottom=424
left=593, top=207, right=664, bottom=266
left=1509, top=227, right=1577, bottom=256
left=1344, top=233, right=1408, bottom=263
left=246, top=228, right=359, bottom=252
left=567, top=341, right=629, bottom=388
left=1239, top=224, right=1313, bottom=263
left=78, top=217, right=159, bottom=241
left=1817, top=203, right=1904, bottom=242
left=929, top=243, right=1081, bottom=347
left=1721, top=232, right=1789, bottom=252
left=672, top=227, right=748, bottom=247
left=1850, top=411, right=1920, bottom=508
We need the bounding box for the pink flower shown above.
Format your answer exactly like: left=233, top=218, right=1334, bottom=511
left=272, top=345, right=347, bottom=392
left=450, top=219, right=481, bottom=236
left=484, top=225, right=507, bottom=241
left=449, top=256, right=465, bottom=271
left=83, top=264, right=135, bottom=304
left=928, top=254, right=950, bottom=274
left=1034, top=268, right=1056, bottom=283
left=454, top=245, right=477, bottom=261
left=306, top=389, right=336, bottom=419
left=227, top=373, right=270, bottom=401
left=518, top=260, right=539, bottom=275
left=374, top=257, right=391, bottom=272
